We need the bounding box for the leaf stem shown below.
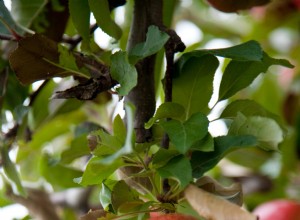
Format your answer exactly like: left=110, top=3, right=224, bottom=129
left=43, top=58, right=89, bottom=79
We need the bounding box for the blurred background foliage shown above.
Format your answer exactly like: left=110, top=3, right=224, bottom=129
left=0, top=0, right=300, bottom=219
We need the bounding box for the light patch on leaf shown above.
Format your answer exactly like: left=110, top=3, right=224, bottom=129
left=110, top=51, right=137, bottom=96
left=229, top=113, right=283, bottom=151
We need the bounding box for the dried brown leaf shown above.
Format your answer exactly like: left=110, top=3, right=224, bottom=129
left=184, top=184, right=257, bottom=220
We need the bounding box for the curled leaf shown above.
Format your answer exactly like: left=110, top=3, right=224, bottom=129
left=184, top=184, right=256, bottom=220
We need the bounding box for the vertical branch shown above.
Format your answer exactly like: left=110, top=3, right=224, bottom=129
left=125, top=0, right=163, bottom=143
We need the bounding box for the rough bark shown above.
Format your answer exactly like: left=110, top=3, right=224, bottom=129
left=125, top=0, right=163, bottom=143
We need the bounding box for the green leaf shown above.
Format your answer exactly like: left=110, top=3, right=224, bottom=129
left=229, top=113, right=284, bottom=151
left=218, top=52, right=293, bottom=101
left=111, top=180, right=141, bottom=212
left=220, top=99, right=285, bottom=130
left=190, top=133, right=214, bottom=152
left=110, top=51, right=138, bottom=95
left=11, top=0, right=47, bottom=27
left=113, top=114, right=127, bottom=141
left=74, top=156, right=124, bottom=186
left=161, top=112, right=209, bottom=154
left=173, top=55, right=219, bottom=117
left=100, top=103, right=135, bottom=164
left=58, top=45, right=89, bottom=78
left=39, top=154, right=83, bottom=189
left=61, top=135, right=90, bottom=164
left=1, top=145, right=26, bottom=196
left=92, top=130, right=123, bottom=157
left=100, top=182, right=112, bottom=211
left=177, top=41, right=265, bottom=72
left=0, top=1, right=23, bottom=35
left=157, top=155, right=193, bottom=189
left=152, top=148, right=181, bottom=168
left=69, top=0, right=90, bottom=47
left=129, top=25, right=170, bottom=64
left=88, top=0, right=122, bottom=40
left=145, top=102, right=185, bottom=129
left=191, top=135, right=258, bottom=178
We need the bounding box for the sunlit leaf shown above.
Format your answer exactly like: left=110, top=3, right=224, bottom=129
left=161, top=112, right=209, bottom=154
left=0, top=1, right=23, bottom=35
left=220, top=99, right=285, bottom=131
left=129, top=25, right=170, bottom=64
left=100, top=182, right=112, bottom=211
left=110, top=51, right=137, bottom=95
left=11, top=0, right=47, bottom=27
left=229, top=112, right=284, bottom=151
left=88, top=0, right=122, bottom=40
left=69, top=0, right=90, bottom=47
left=218, top=52, right=293, bottom=101
left=145, top=102, right=185, bottom=129
left=1, top=145, right=26, bottom=196
left=157, top=155, right=193, bottom=189
left=74, top=156, right=124, bottom=186
left=100, top=103, right=135, bottom=164
left=191, top=135, right=258, bottom=178
left=173, top=55, right=219, bottom=117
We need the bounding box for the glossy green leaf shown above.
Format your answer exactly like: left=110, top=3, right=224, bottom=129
left=229, top=112, right=284, bottom=151
left=69, top=0, right=90, bottom=46
left=173, top=55, right=219, bottom=117
left=88, top=0, right=122, bottom=40
left=161, top=112, right=209, bottom=154
left=129, top=25, right=170, bottom=64
left=39, top=154, right=82, bottom=189
left=145, top=102, right=185, bottom=129
left=1, top=145, right=26, bottom=196
left=191, top=135, right=258, bottom=178
left=152, top=148, right=181, bottom=168
left=190, top=133, right=214, bottom=152
left=11, top=0, right=47, bottom=27
left=110, top=51, right=137, bottom=95
left=74, top=156, right=124, bottom=186
left=111, top=180, right=141, bottom=212
left=218, top=52, right=293, bottom=101
left=157, top=155, right=192, bottom=189
left=100, top=182, right=112, bottom=211
left=178, top=41, right=262, bottom=71
left=220, top=99, right=285, bottom=130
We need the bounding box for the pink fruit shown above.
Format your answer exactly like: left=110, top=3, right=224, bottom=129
left=253, top=199, right=300, bottom=220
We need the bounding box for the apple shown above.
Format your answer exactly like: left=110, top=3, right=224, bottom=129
left=293, top=0, right=300, bottom=10
left=148, top=213, right=198, bottom=220
left=253, top=199, right=300, bottom=220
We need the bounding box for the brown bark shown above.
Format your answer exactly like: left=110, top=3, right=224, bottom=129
left=125, top=0, right=163, bottom=143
